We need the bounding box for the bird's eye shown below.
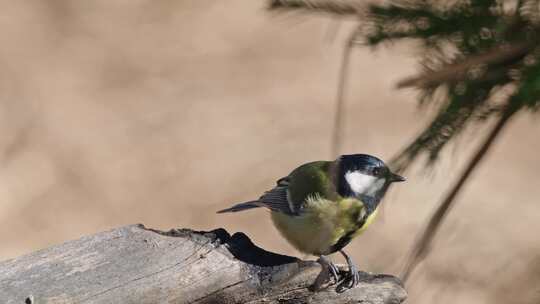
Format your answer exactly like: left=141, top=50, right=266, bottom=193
left=372, top=167, right=381, bottom=176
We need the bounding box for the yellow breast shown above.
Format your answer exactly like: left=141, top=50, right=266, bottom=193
left=270, top=196, right=376, bottom=256
left=352, top=208, right=378, bottom=237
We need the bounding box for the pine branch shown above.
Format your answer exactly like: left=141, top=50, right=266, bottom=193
left=400, top=102, right=520, bottom=283
left=269, top=0, right=363, bottom=16
left=397, top=42, right=535, bottom=88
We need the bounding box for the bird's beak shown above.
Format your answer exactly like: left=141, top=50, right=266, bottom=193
left=390, top=172, right=406, bottom=183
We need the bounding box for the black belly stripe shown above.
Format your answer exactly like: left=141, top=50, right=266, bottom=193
left=328, top=230, right=356, bottom=253
left=328, top=214, right=369, bottom=254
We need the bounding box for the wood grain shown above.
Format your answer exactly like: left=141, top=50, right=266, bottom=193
left=0, top=225, right=406, bottom=304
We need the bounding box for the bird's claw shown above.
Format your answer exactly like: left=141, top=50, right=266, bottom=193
left=336, top=263, right=360, bottom=292
left=336, top=250, right=361, bottom=293
left=317, top=252, right=363, bottom=292
left=317, top=255, right=340, bottom=285
left=328, top=261, right=340, bottom=283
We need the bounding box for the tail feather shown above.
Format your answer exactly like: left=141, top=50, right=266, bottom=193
left=216, top=201, right=264, bottom=213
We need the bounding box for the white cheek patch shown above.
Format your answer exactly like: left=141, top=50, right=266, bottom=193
left=345, top=171, right=386, bottom=196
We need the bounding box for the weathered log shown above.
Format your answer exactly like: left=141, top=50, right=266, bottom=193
left=0, top=224, right=406, bottom=304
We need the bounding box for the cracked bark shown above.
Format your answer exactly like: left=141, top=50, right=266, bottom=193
left=0, top=225, right=406, bottom=304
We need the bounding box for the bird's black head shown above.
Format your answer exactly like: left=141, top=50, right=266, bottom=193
left=336, top=154, right=405, bottom=212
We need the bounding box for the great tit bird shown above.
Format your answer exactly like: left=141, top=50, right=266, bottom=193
left=217, top=154, right=405, bottom=290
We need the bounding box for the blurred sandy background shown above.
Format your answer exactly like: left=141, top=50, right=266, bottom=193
left=0, top=1, right=539, bottom=303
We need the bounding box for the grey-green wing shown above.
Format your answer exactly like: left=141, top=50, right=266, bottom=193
left=217, top=161, right=336, bottom=215
left=255, top=177, right=295, bottom=214
left=287, top=161, right=338, bottom=211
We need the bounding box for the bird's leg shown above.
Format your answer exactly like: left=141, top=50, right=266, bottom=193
left=337, top=249, right=360, bottom=292
left=317, top=255, right=340, bottom=284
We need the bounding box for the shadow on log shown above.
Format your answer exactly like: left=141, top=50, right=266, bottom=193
left=0, top=225, right=406, bottom=303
